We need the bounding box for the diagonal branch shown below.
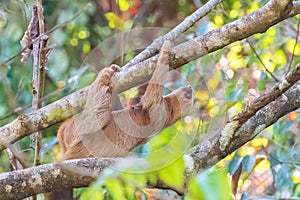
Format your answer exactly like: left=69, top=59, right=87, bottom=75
left=123, top=0, right=222, bottom=69
left=0, top=158, right=114, bottom=200
left=1, top=76, right=300, bottom=199
left=0, top=0, right=298, bottom=151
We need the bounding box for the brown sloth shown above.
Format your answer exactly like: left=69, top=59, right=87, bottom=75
left=57, top=41, right=193, bottom=160
left=45, top=41, right=193, bottom=200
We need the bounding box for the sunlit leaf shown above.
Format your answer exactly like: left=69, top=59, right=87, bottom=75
left=117, top=0, right=130, bottom=11
left=195, top=90, right=209, bottom=104
left=254, top=159, right=270, bottom=173
left=80, top=186, right=103, bottom=200
left=286, top=39, right=300, bottom=55
left=106, top=178, right=126, bottom=200
left=261, top=52, right=275, bottom=72
left=207, top=97, right=219, bottom=117
left=105, top=12, right=124, bottom=30
left=266, top=27, right=276, bottom=36
left=187, top=169, right=231, bottom=200
left=239, top=147, right=256, bottom=157
left=247, top=2, right=259, bottom=14
left=158, top=156, right=185, bottom=188
left=229, top=9, right=238, bottom=18
left=213, top=15, right=224, bottom=27
left=250, top=137, right=268, bottom=147
left=273, top=49, right=287, bottom=67
left=229, top=57, right=246, bottom=70
left=292, top=171, right=300, bottom=184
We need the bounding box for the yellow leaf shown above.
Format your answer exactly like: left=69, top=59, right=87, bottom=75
left=229, top=57, right=246, bottom=70
left=207, top=72, right=221, bottom=90
left=80, top=187, right=103, bottom=200
left=195, top=90, right=209, bottom=103
left=116, top=0, right=130, bottom=11
left=230, top=42, right=242, bottom=53
left=292, top=170, right=300, bottom=183
left=250, top=138, right=268, bottom=147
left=105, top=12, right=124, bottom=30
left=233, top=1, right=241, bottom=9
left=214, top=15, right=224, bottom=27
left=229, top=9, right=238, bottom=18
left=273, top=49, right=287, bottom=67
left=247, top=2, right=259, bottom=14
left=254, top=159, right=270, bottom=174
left=208, top=98, right=219, bottom=117
left=83, top=41, right=91, bottom=53
left=106, top=179, right=125, bottom=200
left=262, top=52, right=275, bottom=72
left=78, top=30, right=88, bottom=39
left=266, top=27, right=276, bottom=36
left=56, top=81, right=66, bottom=89
left=238, top=147, right=256, bottom=156
left=262, top=35, right=274, bottom=48
left=286, top=39, right=300, bottom=55
left=158, top=157, right=185, bottom=188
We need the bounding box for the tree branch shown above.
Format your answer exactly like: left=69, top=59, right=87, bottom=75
left=0, top=158, right=114, bottom=200
left=1, top=72, right=300, bottom=199
left=0, top=0, right=297, bottom=151
left=123, top=0, right=222, bottom=69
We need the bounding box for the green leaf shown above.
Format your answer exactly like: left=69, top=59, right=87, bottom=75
left=158, top=156, right=185, bottom=188
left=80, top=186, right=103, bottom=200
left=77, top=73, right=96, bottom=89
left=106, top=178, right=126, bottom=200
left=187, top=169, right=231, bottom=200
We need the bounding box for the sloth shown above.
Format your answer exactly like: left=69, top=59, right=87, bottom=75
left=57, top=41, right=194, bottom=160
left=45, top=41, right=193, bottom=200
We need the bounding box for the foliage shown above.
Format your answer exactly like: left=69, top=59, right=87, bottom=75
left=0, top=0, right=300, bottom=199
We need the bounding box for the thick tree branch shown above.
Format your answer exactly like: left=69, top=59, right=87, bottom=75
left=0, top=0, right=298, bottom=151
left=192, top=79, right=300, bottom=171
left=123, top=0, right=222, bottom=69
left=1, top=76, right=300, bottom=199
left=0, top=158, right=114, bottom=200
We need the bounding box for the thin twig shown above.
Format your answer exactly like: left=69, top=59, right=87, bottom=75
left=287, top=18, right=300, bottom=73
left=123, top=0, right=222, bottom=69
left=30, top=0, right=45, bottom=168
left=247, top=39, right=280, bottom=82
left=4, top=148, right=26, bottom=170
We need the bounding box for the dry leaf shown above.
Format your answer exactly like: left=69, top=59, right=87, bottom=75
left=20, top=6, right=39, bottom=63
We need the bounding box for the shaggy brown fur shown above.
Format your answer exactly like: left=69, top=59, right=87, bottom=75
left=57, top=41, right=193, bottom=160
left=45, top=41, right=193, bottom=200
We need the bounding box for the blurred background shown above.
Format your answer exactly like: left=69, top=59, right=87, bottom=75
left=0, top=0, right=300, bottom=199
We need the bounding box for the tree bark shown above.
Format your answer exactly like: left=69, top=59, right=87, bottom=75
left=0, top=0, right=299, bottom=151
left=1, top=0, right=300, bottom=199
left=1, top=76, right=300, bottom=199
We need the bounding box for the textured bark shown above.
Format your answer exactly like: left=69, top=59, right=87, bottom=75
left=2, top=56, right=300, bottom=200
left=123, top=0, right=222, bottom=69
left=192, top=80, right=300, bottom=170
left=0, top=158, right=114, bottom=200
left=1, top=1, right=300, bottom=198
left=0, top=0, right=299, bottom=151
left=1, top=74, right=300, bottom=199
